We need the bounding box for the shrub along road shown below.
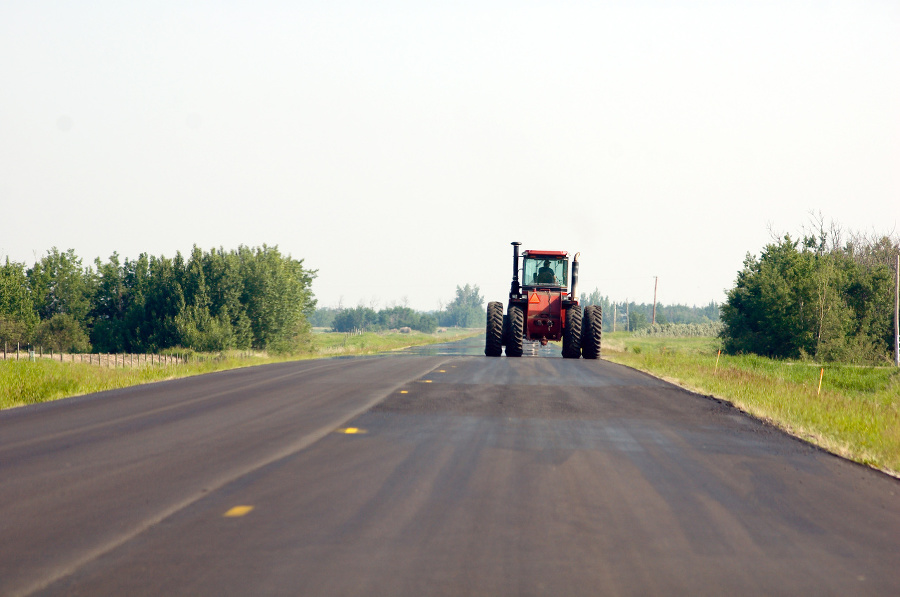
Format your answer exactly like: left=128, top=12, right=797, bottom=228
left=1, top=337, right=898, bottom=596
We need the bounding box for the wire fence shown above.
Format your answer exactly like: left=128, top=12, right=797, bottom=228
left=1, top=344, right=193, bottom=368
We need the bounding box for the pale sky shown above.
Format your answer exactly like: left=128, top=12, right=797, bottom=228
left=2, top=1, right=898, bottom=312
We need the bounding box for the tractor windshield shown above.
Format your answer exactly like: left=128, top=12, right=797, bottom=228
left=523, top=257, right=567, bottom=287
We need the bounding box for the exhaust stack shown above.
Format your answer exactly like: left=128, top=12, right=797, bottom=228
left=570, top=252, right=581, bottom=301
left=510, top=241, right=522, bottom=298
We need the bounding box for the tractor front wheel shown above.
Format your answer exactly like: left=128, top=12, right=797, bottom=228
left=485, top=301, right=504, bottom=357
left=562, top=305, right=583, bottom=358
left=506, top=305, right=524, bottom=357
left=582, top=305, right=602, bottom=359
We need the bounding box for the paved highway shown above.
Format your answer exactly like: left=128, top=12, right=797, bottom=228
left=1, top=337, right=898, bottom=596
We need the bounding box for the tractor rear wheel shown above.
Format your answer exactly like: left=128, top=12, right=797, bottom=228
left=485, top=301, right=503, bottom=357
left=563, top=305, right=581, bottom=359
left=506, top=305, right=524, bottom=357
left=582, top=305, right=602, bottom=359
left=562, top=305, right=583, bottom=358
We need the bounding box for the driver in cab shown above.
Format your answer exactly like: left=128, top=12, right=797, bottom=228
left=536, top=260, right=557, bottom=284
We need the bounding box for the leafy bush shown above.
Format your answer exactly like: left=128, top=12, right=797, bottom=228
left=721, top=225, right=898, bottom=364
left=633, top=322, right=724, bottom=338
left=33, top=313, right=91, bottom=353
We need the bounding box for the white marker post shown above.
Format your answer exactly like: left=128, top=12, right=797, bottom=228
left=895, top=254, right=899, bottom=367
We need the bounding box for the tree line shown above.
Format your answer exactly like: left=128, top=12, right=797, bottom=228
left=0, top=245, right=316, bottom=354
left=312, top=283, right=487, bottom=333
left=579, top=288, right=720, bottom=331
left=316, top=305, right=439, bottom=334
left=721, top=222, right=899, bottom=363
left=312, top=283, right=721, bottom=335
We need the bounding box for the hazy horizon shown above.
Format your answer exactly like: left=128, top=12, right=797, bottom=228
left=3, top=1, right=897, bottom=311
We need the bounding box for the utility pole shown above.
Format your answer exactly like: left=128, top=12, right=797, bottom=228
left=652, top=276, right=658, bottom=325
left=613, top=303, right=617, bottom=333
left=895, top=253, right=899, bottom=367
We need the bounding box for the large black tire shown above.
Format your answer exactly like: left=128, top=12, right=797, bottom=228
left=562, top=305, right=583, bottom=358
left=485, top=301, right=504, bottom=357
left=582, top=305, right=602, bottom=359
left=506, top=305, right=524, bottom=357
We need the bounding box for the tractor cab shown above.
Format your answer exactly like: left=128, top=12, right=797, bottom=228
left=522, top=251, right=568, bottom=290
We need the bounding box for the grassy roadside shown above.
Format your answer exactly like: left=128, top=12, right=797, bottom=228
left=311, top=327, right=478, bottom=356
left=0, top=328, right=480, bottom=410
left=602, top=332, right=900, bottom=476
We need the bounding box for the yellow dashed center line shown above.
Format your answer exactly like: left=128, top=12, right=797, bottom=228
left=336, top=427, right=366, bottom=434
left=421, top=380, right=432, bottom=383
left=400, top=390, right=409, bottom=394
left=224, top=505, right=254, bottom=517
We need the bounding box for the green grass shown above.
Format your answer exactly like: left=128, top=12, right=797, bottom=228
left=311, top=327, right=478, bottom=356
left=0, top=355, right=253, bottom=409
left=0, top=328, right=480, bottom=410
left=603, top=332, right=900, bottom=476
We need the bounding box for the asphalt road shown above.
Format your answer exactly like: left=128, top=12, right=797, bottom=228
left=1, top=337, right=898, bottom=596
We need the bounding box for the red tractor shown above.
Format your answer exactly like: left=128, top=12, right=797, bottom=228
left=485, top=242, right=601, bottom=359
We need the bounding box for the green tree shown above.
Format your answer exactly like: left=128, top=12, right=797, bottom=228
left=411, top=313, right=438, bottom=333
left=580, top=288, right=607, bottom=308
left=376, top=306, right=439, bottom=333
left=90, top=253, right=128, bottom=352
left=238, top=245, right=317, bottom=353
left=34, top=313, right=91, bottom=352
left=309, top=307, right=339, bottom=329
left=721, top=227, right=899, bottom=363
left=118, top=253, right=154, bottom=352
left=202, top=247, right=252, bottom=348
left=172, top=246, right=235, bottom=352
left=441, top=284, right=485, bottom=327
left=143, top=255, right=185, bottom=351
left=0, top=258, right=39, bottom=346
left=17, top=244, right=319, bottom=355
left=332, top=306, right=378, bottom=332
left=841, top=235, right=899, bottom=362
left=721, top=237, right=818, bottom=358
left=27, top=248, right=95, bottom=324
left=175, top=305, right=234, bottom=352
left=628, top=310, right=650, bottom=331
